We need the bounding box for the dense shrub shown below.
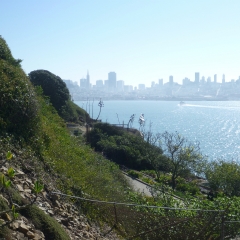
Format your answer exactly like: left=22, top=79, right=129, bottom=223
left=128, top=170, right=141, bottom=178
left=87, top=123, right=165, bottom=170
left=29, top=70, right=89, bottom=123
left=20, top=205, right=70, bottom=240
left=0, top=36, right=39, bottom=139
left=61, top=99, right=90, bottom=123
left=29, top=70, right=70, bottom=113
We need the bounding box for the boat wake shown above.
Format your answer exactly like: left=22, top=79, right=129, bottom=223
left=182, top=104, right=240, bottom=110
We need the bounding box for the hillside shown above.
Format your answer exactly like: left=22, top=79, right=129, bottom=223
left=1, top=36, right=240, bottom=240
left=0, top=36, right=132, bottom=239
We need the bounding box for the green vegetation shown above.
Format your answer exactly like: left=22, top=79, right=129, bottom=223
left=29, top=70, right=90, bottom=123
left=0, top=37, right=39, bottom=139
left=20, top=205, right=70, bottom=240
left=87, top=122, right=165, bottom=170
left=205, top=160, right=240, bottom=196
left=2, top=35, right=240, bottom=239
left=160, top=131, right=205, bottom=190
left=128, top=170, right=141, bottom=178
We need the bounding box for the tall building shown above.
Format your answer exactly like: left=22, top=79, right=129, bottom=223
left=158, top=79, right=163, bottom=87
left=104, top=80, right=109, bottom=91
left=96, top=80, right=103, bottom=88
left=138, top=84, right=145, bottom=90
left=214, top=74, right=217, bottom=83
left=124, top=85, right=133, bottom=92
left=222, top=74, right=225, bottom=84
left=169, top=75, right=173, bottom=84
left=182, top=77, right=190, bottom=85
left=117, top=80, right=124, bottom=91
left=201, top=76, right=205, bottom=83
left=80, top=71, right=90, bottom=89
left=195, top=72, right=200, bottom=83
left=108, top=72, right=117, bottom=91
left=86, top=70, right=90, bottom=86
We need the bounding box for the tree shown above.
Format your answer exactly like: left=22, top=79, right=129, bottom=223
left=29, top=70, right=70, bottom=113
left=160, top=131, right=205, bottom=190
left=205, top=160, right=240, bottom=196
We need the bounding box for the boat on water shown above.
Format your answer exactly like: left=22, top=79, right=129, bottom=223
left=179, top=101, right=186, bottom=106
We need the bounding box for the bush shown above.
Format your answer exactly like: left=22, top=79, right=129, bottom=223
left=0, top=37, right=39, bottom=139
left=61, top=99, right=90, bottom=123
left=88, top=123, right=163, bottom=170
left=141, top=170, right=157, bottom=179
left=29, top=70, right=70, bottom=113
left=20, top=205, right=70, bottom=240
left=176, top=181, right=200, bottom=195
left=128, top=170, right=141, bottom=178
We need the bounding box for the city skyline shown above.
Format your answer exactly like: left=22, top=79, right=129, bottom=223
left=1, top=1, right=240, bottom=86
left=76, top=71, right=238, bottom=88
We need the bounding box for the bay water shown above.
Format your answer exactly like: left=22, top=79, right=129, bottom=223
left=75, top=100, right=240, bottom=161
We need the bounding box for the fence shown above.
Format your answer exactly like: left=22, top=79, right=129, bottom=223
left=51, top=191, right=240, bottom=240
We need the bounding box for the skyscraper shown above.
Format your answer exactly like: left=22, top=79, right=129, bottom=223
left=138, top=84, right=145, bottom=90
left=169, top=75, right=173, bottom=84
left=222, top=74, right=225, bottom=84
left=117, top=80, right=124, bottom=91
left=79, top=71, right=90, bottom=89
left=214, top=74, right=217, bottom=83
left=195, top=72, right=200, bottom=84
left=86, top=70, right=90, bottom=87
left=108, top=72, right=116, bottom=91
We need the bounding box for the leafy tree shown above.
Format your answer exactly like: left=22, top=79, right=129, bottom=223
left=140, top=127, right=170, bottom=180
left=29, top=70, right=70, bottom=114
left=205, top=160, right=240, bottom=196
left=160, top=131, right=205, bottom=190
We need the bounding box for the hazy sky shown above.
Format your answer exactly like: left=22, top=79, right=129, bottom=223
left=1, top=0, right=240, bottom=87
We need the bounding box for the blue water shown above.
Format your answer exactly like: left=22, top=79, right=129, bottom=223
left=75, top=100, right=240, bottom=161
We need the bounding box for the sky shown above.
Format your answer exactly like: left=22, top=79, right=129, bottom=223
left=1, top=0, right=240, bottom=87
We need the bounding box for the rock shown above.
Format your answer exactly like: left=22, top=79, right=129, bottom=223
left=53, top=200, right=61, bottom=208
left=25, top=178, right=33, bottom=184
left=18, top=222, right=29, bottom=234
left=16, top=184, right=24, bottom=192
left=47, top=209, right=54, bottom=216
left=33, top=229, right=45, bottom=238
left=0, top=194, right=9, bottom=205
left=0, top=166, right=8, bottom=173
left=26, top=230, right=35, bottom=239
left=15, top=169, right=25, bottom=177
left=10, top=221, right=19, bottom=230
left=1, top=212, right=11, bottom=221
left=24, top=188, right=32, bottom=194
left=51, top=194, right=60, bottom=201
left=33, top=233, right=44, bottom=240
left=68, top=215, right=74, bottom=221
left=61, top=218, right=69, bottom=226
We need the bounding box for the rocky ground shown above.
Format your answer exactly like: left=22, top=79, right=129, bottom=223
left=0, top=156, right=121, bottom=240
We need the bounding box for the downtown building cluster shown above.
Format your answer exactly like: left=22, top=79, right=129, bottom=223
left=64, top=71, right=240, bottom=101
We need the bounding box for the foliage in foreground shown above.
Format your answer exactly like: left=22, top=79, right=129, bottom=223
left=0, top=36, right=39, bottom=139
left=20, top=205, right=70, bottom=240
